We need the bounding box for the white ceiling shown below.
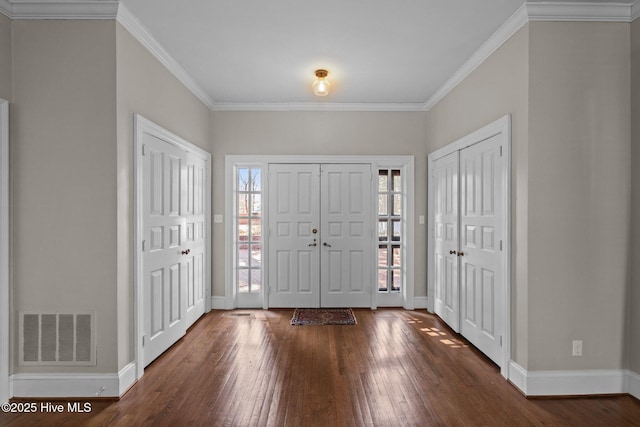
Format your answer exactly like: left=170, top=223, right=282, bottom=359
left=4, top=0, right=636, bottom=109
left=120, top=0, right=526, bottom=107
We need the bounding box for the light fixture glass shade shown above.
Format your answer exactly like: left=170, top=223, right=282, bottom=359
left=312, top=69, right=331, bottom=96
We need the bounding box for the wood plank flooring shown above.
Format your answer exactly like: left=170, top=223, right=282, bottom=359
left=2, top=309, right=640, bottom=426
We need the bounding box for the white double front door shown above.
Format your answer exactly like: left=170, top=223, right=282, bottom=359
left=268, top=163, right=373, bottom=308
left=432, top=133, right=505, bottom=367
left=141, top=132, right=207, bottom=367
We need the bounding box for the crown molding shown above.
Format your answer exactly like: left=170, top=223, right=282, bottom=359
left=0, top=0, right=118, bottom=19
left=424, top=4, right=529, bottom=111
left=210, top=101, right=428, bottom=112
left=0, top=1, right=637, bottom=112
left=116, top=4, right=216, bottom=109
left=525, top=1, right=635, bottom=22
left=632, top=0, right=640, bottom=20
left=423, top=1, right=636, bottom=111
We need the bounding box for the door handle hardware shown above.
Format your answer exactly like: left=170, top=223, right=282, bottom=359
left=458, top=251, right=464, bottom=257
left=308, top=243, right=317, bottom=247
left=323, top=242, right=332, bottom=247
left=182, top=249, right=191, bottom=255
left=449, top=250, right=457, bottom=255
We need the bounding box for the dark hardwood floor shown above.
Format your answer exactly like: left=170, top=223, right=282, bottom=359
left=2, top=309, right=640, bottom=426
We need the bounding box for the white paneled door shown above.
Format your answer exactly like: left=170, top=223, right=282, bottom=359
left=320, top=164, right=372, bottom=307
left=268, top=164, right=373, bottom=308
left=141, top=134, right=192, bottom=367
left=268, top=164, right=321, bottom=308
left=433, top=151, right=460, bottom=332
left=459, top=135, right=504, bottom=366
left=430, top=123, right=507, bottom=370
left=185, top=152, right=207, bottom=328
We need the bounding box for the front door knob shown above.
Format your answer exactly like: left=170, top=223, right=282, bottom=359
left=182, top=249, right=191, bottom=255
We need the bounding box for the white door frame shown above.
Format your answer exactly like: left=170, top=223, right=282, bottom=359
left=225, top=155, right=415, bottom=310
left=427, top=115, right=512, bottom=378
left=134, top=114, right=211, bottom=380
left=0, top=99, right=9, bottom=403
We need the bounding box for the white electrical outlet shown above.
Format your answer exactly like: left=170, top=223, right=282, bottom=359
left=572, top=340, right=583, bottom=356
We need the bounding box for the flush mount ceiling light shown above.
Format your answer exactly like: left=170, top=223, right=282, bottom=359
left=312, top=69, right=331, bottom=96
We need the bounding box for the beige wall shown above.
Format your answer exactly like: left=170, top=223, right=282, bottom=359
left=528, top=22, right=630, bottom=370
left=0, top=14, right=11, bottom=101
left=115, top=23, right=211, bottom=369
left=630, top=18, right=640, bottom=374
left=11, top=20, right=118, bottom=373
left=210, top=111, right=428, bottom=298
left=425, top=24, right=530, bottom=367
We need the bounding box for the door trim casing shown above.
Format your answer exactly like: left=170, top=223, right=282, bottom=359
left=427, top=115, right=512, bottom=378
left=225, top=155, right=415, bottom=310
left=134, top=114, right=212, bottom=380
left=0, top=99, right=9, bottom=403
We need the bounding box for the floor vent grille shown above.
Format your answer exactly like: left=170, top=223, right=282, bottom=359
left=19, top=312, right=96, bottom=366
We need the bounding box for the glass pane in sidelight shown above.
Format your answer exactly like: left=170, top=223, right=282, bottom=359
left=378, top=170, right=388, bottom=192
left=238, top=194, right=248, bottom=216
left=250, top=244, right=262, bottom=268
left=238, top=168, right=250, bottom=191
left=238, top=269, right=249, bottom=293
left=250, top=269, right=262, bottom=293
left=378, top=195, right=388, bottom=216
left=392, top=245, right=401, bottom=266
left=393, top=194, right=402, bottom=216
left=238, top=221, right=249, bottom=241
left=378, top=269, right=388, bottom=292
left=392, top=170, right=401, bottom=191
left=250, top=168, right=262, bottom=191
left=250, top=219, right=261, bottom=241
left=378, top=246, right=388, bottom=267
left=392, top=269, right=401, bottom=292
left=251, top=194, right=262, bottom=217
left=238, top=243, right=249, bottom=267
left=378, top=220, right=388, bottom=241
left=392, top=220, right=401, bottom=241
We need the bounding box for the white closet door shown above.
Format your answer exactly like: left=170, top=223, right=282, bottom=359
left=185, top=152, right=207, bottom=328
left=320, top=164, right=373, bottom=308
left=459, top=134, right=504, bottom=366
left=432, top=151, right=460, bottom=331
left=268, top=164, right=321, bottom=308
left=143, top=134, right=188, bottom=366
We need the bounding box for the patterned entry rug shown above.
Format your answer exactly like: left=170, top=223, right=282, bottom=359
left=290, top=308, right=357, bottom=326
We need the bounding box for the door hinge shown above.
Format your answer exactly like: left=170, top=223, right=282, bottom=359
left=499, top=240, right=503, bottom=251
left=142, top=335, right=146, bottom=347
left=499, top=335, right=503, bottom=347
left=142, top=144, right=146, bottom=156
left=499, top=146, right=503, bottom=157
left=142, top=240, right=146, bottom=252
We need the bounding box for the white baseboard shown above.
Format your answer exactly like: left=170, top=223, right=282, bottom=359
left=211, top=296, right=228, bottom=310
left=118, top=362, right=137, bottom=396
left=10, top=362, right=137, bottom=398
left=508, top=361, right=637, bottom=397
left=628, top=370, right=640, bottom=400
left=413, top=296, right=428, bottom=309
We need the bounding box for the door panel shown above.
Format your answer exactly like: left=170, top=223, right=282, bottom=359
left=143, top=134, right=188, bottom=366
left=185, top=152, right=207, bottom=328
left=320, top=164, right=372, bottom=307
left=268, top=164, right=321, bottom=307
left=459, top=134, right=504, bottom=366
left=433, top=151, right=460, bottom=331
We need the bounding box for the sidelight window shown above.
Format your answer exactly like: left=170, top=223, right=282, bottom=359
left=378, top=169, right=402, bottom=293
left=236, top=167, right=262, bottom=294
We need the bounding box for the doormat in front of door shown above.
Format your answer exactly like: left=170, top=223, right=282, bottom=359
left=290, top=308, right=357, bottom=326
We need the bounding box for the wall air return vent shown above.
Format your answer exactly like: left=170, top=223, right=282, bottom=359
left=19, top=312, right=96, bottom=366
